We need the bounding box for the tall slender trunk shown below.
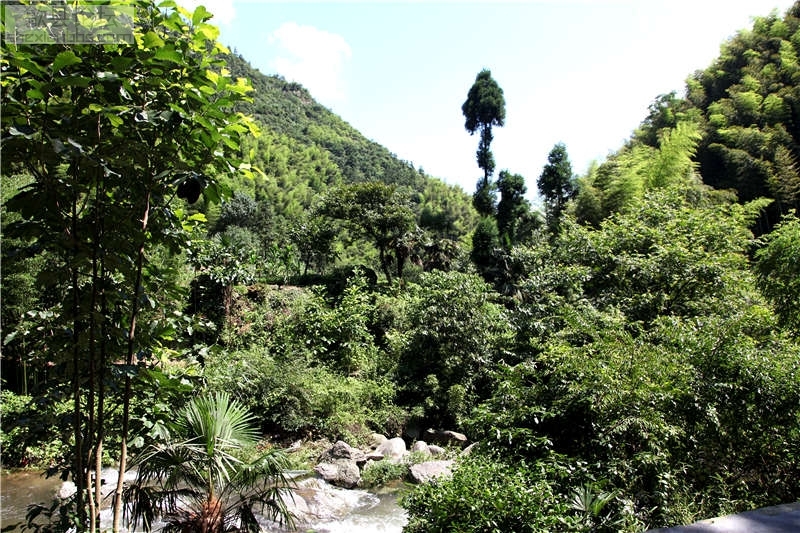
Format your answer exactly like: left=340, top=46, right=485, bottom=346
left=112, top=190, right=151, bottom=532
left=86, top=170, right=105, bottom=533
left=70, top=186, right=87, bottom=529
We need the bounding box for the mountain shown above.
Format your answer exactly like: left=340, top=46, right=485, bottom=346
left=226, top=52, right=426, bottom=189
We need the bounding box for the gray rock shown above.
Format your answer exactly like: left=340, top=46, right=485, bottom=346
left=424, top=428, right=469, bottom=447
left=411, top=441, right=431, bottom=455
left=369, top=433, right=388, bottom=447
left=409, top=460, right=455, bottom=484
left=374, top=436, right=407, bottom=462
left=315, top=440, right=366, bottom=488
left=314, top=461, right=361, bottom=489
left=428, top=444, right=446, bottom=456
left=365, top=451, right=385, bottom=462
left=461, top=442, right=479, bottom=456
left=319, top=440, right=367, bottom=465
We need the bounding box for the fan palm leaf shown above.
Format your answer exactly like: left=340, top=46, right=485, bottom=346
left=124, top=392, right=295, bottom=532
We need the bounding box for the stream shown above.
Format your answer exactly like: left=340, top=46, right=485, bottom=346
left=0, top=470, right=408, bottom=532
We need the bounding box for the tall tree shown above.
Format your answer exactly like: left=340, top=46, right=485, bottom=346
left=538, top=143, right=575, bottom=235
left=1, top=2, right=257, bottom=530
left=496, top=170, right=532, bottom=246
left=462, top=69, right=506, bottom=216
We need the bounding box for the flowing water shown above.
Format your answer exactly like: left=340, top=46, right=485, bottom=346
left=0, top=470, right=407, bottom=533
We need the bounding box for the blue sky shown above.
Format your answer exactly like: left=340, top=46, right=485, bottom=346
left=185, top=0, right=795, bottom=201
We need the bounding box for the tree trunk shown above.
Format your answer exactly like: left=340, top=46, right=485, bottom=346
left=113, top=190, right=151, bottom=532
left=70, top=186, right=87, bottom=529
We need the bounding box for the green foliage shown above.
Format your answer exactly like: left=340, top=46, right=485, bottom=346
left=755, top=212, right=800, bottom=331
left=0, top=390, right=72, bottom=468
left=322, top=182, right=416, bottom=281
left=576, top=122, right=704, bottom=222
left=402, top=455, right=586, bottom=533
left=360, top=459, right=409, bottom=488
left=538, top=143, right=575, bottom=235
left=633, top=4, right=800, bottom=226
left=496, top=170, right=534, bottom=245
left=396, top=271, right=513, bottom=428
left=124, top=392, right=294, bottom=532
left=452, top=187, right=800, bottom=530
left=227, top=53, right=424, bottom=188
left=1, top=1, right=258, bottom=527
left=202, top=282, right=404, bottom=440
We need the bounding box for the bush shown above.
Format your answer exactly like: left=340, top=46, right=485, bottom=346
left=0, top=390, right=72, bottom=468
left=361, top=459, right=408, bottom=487
left=402, top=455, right=590, bottom=533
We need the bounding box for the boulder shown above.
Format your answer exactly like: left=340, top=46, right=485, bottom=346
left=428, top=444, right=446, bottom=456
left=461, top=442, right=479, bottom=456
left=365, top=451, right=385, bottom=462
left=424, top=429, right=469, bottom=448
left=318, top=440, right=367, bottom=465
left=314, top=461, right=361, bottom=489
left=369, top=433, right=388, bottom=447
left=374, top=436, right=407, bottom=462
left=409, top=460, right=455, bottom=484
left=315, top=440, right=366, bottom=488
left=411, top=441, right=431, bottom=456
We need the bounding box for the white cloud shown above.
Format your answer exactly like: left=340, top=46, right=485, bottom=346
left=178, top=0, right=236, bottom=26
left=268, top=22, right=352, bottom=105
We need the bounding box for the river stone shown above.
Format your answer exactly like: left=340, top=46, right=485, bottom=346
left=428, top=444, right=446, bottom=456
left=370, top=433, right=388, bottom=447
left=319, top=440, right=367, bottom=465
left=461, top=442, right=479, bottom=456
left=425, top=429, right=469, bottom=447
left=411, top=441, right=431, bottom=455
left=315, top=461, right=362, bottom=489
left=375, top=437, right=407, bottom=462
left=409, top=460, right=455, bottom=484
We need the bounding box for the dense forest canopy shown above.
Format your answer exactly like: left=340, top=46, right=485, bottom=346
left=1, top=2, right=799, bottom=533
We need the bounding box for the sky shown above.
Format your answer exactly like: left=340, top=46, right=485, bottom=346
left=183, top=0, right=796, bottom=201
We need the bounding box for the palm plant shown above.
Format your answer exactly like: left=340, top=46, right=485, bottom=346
left=123, top=392, right=295, bottom=532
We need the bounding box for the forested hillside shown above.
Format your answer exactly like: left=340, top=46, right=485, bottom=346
left=1, top=2, right=798, bottom=533
left=630, top=3, right=800, bottom=232
left=226, top=52, right=426, bottom=188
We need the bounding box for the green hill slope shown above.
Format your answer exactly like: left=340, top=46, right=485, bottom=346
left=226, top=52, right=425, bottom=188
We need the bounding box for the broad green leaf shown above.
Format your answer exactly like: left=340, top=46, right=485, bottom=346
left=192, top=5, right=213, bottom=26
left=195, top=22, right=220, bottom=42
left=154, top=45, right=182, bottom=64
left=104, top=113, right=123, bottom=127
left=52, top=50, right=82, bottom=72
left=141, top=31, right=165, bottom=50
left=205, top=69, right=219, bottom=85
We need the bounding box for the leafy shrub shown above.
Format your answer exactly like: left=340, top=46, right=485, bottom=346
left=402, top=455, right=589, bottom=533
left=361, top=459, right=408, bottom=487
left=0, top=390, right=72, bottom=468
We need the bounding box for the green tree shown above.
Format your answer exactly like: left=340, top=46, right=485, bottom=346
left=496, top=170, right=533, bottom=246
left=538, top=143, right=575, bottom=235
left=322, top=182, right=415, bottom=282
left=462, top=69, right=506, bottom=216
left=755, top=212, right=800, bottom=332
left=396, top=271, right=512, bottom=428
left=125, top=392, right=294, bottom=532
left=1, top=2, right=257, bottom=530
